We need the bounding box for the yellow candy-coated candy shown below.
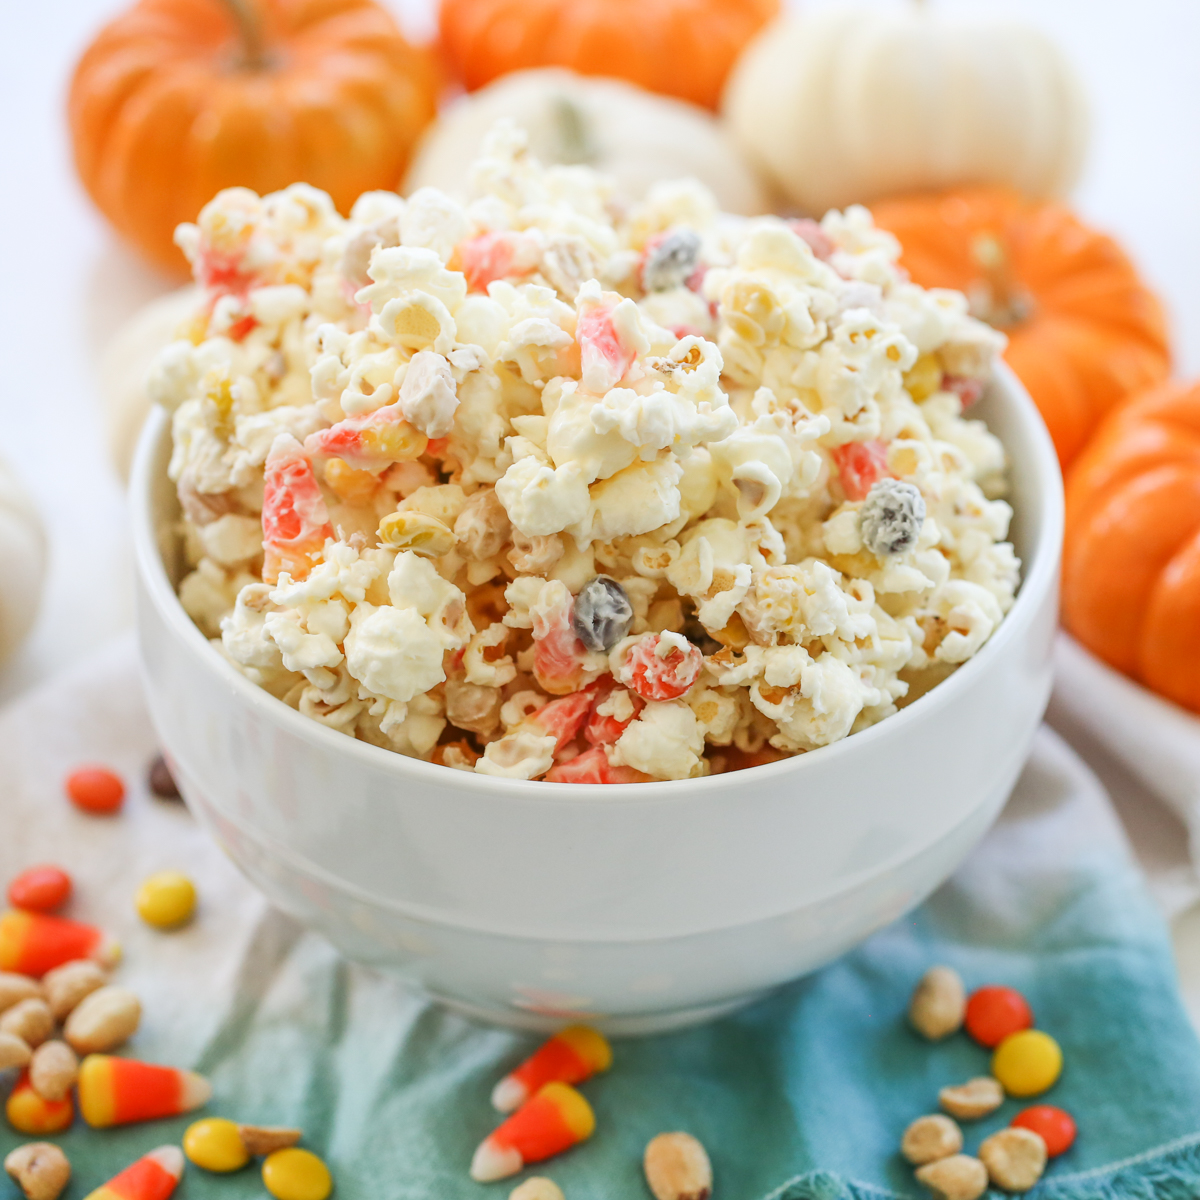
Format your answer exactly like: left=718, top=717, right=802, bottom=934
left=263, top=1148, right=333, bottom=1200
left=136, top=871, right=196, bottom=929
left=992, top=1029, right=1063, bottom=1097
left=185, top=1117, right=251, bottom=1172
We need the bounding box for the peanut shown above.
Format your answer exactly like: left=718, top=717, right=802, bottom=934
left=42, top=959, right=107, bottom=1022
left=909, top=965, right=966, bottom=1040
left=509, top=1180, right=565, bottom=1200
left=901, top=1114, right=962, bottom=1165
left=914, top=1154, right=988, bottom=1200
left=0, top=973, right=43, bottom=1015
left=4, top=1142, right=71, bottom=1200
left=63, top=985, right=141, bottom=1053
left=238, top=1125, right=303, bottom=1156
left=644, top=1132, right=712, bottom=1200
left=978, top=1127, right=1047, bottom=1192
left=28, top=1041, right=79, bottom=1103
left=0, top=1031, right=32, bottom=1070
left=0, top=999, right=53, bottom=1048
left=939, top=1077, right=1004, bottom=1121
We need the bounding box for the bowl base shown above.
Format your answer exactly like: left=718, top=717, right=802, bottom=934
left=428, top=987, right=770, bottom=1036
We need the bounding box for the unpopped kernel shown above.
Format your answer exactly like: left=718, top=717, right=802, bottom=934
left=158, top=122, right=1018, bottom=782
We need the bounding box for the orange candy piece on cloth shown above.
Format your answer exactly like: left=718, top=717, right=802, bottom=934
left=491, top=1026, right=612, bottom=1112
left=0, top=909, right=119, bottom=977
left=6, top=1070, right=75, bottom=1134
left=78, top=1054, right=212, bottom=1128
left=66, top=766, right=125, bottom=814
left=471, top=1082, right=595, bottom=1181
left=7, top=865, right=72, bottom=912
left=1012, top=1105, right=1077, bottom=1157
left=84, top=1146, right=185, bottom=1200
left=964, top=985, right=1034, bottom=1048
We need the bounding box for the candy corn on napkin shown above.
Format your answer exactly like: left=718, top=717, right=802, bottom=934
left=3, top=638, right=1200, bottom=1200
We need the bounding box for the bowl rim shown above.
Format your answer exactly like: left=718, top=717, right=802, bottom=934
left=132, top=361, right=1063, bottom=806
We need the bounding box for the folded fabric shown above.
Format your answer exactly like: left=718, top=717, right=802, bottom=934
left=2, top=639, right=1199, bottom=1199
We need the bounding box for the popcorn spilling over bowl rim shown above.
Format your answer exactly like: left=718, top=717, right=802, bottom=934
left=153, top=120, right=1020, bottom=785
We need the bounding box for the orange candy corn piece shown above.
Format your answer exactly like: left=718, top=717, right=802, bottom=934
left=471, top=1082, right=595, bottom=1182
left=6, top=1069, right=74, bottom=1134
left=79, top=1055, right=211, bottom=1128
left=84, top=1146, right=185, bottom=1200
left=0, top=909, right=120, bottom=977
left=492, top=1025, right=612, bottom=1112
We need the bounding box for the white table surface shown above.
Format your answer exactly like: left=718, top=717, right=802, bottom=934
left=3, top=0, right=1200, bottom=1022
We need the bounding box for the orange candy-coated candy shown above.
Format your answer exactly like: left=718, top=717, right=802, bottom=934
left=964, top=985, right=1034, bottom=1048
left=79, top=1054, right=212, bottom=1128
left=0, top=909, right=119, bottom=977
left=66, top=767, right=126, bottom=814
left=6, top=1070, right=74, bottom=1134
left=471, top=1082, right=595, bottom=1181
left=1012, top=1105, right=1076, bottom=1157
left=492, top=1026, right=612, bottom=1112
left=84, top=1146, right=185, bottom=1200
left=7, top=865, right=72, bottom=912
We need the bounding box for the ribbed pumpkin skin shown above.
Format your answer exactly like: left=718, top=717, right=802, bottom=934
left=438, top=0, right=778, bottom=111
left=69, top=0, right=439, bottom=274
left=1063, top=381, right=1200, bottom=714
left=872, top=187, right=1171, bottom=470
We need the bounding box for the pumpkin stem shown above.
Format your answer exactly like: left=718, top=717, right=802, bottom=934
left=222, top=0, right=266, bottom=69
left=969, top=233, right=1036, bottom=329
left=550, top=96, right=597, bottom=166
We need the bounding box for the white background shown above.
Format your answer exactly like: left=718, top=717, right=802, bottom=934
left=2, top=0, right=1199, bottom=1010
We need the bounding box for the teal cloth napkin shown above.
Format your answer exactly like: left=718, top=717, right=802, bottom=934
left=2, top=645, right=1200, bottom=1199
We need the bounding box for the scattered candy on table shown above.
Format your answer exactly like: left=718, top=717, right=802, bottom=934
left=0, top=1031, right=32, bottom=1071
left=643, top=1132, right=713, bottom=1200
left=0, top=909, right=120, bottom=976
left=7, top=867, right=72, bottom=913
left=77, top=1054, right=211, bottom=1128
left=914, top=1153, right=988, bottom=1200
left=901, top=1115, right=963, bottom=1165
left=4, top=1141, right=72, bottom=1200
left=6, top=1071, right=74, bottom=1135
left=471, top=1082, right=595, bottom=1181
left=0, top=997, right=53, bottom=1047
left=146, top=755, right=180, bottom=800
left=65, top=767, right=125, bottom=815
left=908, top=965, right=966, bottom=1041
left=43, top=959, right=107, bottom=1021
left=992, top=1029, right=1063, bottom=1097
left=28, top=1040, right=79, bottom=1102
left=938, top=1077, right=1003, bottom=1120
left=261, top=1147, right=333, bottom=1200
left=978, top=1126, right=1047, bottom=1191
left=184, top=1118, right=250, bottom=1173
left=135, top=872, right=196, bottom=929
left=82, top=1146, right=185, bottom=1200
left=0, top=972, right=42, bottom=1010
left=492, top=1025, right=612, bottom=1112
left=1012, top=1105, right=1077, bottom=1157
left=963, top=984, right=1034, bottom=1048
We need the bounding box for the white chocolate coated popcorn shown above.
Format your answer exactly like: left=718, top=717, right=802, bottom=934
left=159, top=123, right=1019, bottom=782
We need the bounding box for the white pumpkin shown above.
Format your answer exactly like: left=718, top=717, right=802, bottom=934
left=100, top=286, right=199, bottom=482
left=723, top=7, right=1088, bottom=216
left=405, top=68, right=770, bottom=214
left=0, top=456, right=47, bottom=666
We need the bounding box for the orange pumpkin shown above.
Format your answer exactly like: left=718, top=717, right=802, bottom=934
left=871, top=187, right=1171, bottom=470
left=437, top=0, right=778, bottom=112
left=69, top=0, right=439, bottom=275
left=1062, top=380, right=1200, bottom=714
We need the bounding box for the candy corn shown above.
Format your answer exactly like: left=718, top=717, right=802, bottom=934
left=78, top=1054, right=211, bottom=1128
left=6, top=1069, right=74, bottom=1134
left=0, top=910, right=120, bottom=978
left=471, top=1082, right=595, bottom=1182
left=492, top=1025, right=612, bottom=1112
left=84, top=1146, right=185, bottom=1200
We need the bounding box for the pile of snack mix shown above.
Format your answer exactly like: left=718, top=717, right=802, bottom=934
left=152, top=122, right=1019, bottom=783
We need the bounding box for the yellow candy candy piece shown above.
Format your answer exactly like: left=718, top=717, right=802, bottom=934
left=263, top=1148, right=333, bottom=1200
left=185, top=1117, right=251, bottom=1173
left=136, top=871, right=196, bottom=929
left=992, top=1029, right=1063, bottom=1097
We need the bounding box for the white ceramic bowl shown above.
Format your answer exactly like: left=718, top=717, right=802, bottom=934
left=132, top=364, right=1061, bottom=1033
